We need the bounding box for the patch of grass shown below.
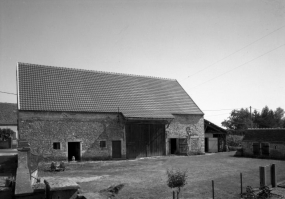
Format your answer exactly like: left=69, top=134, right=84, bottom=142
left=38, top=152, right=285, bottom=199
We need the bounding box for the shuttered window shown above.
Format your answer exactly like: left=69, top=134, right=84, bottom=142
left=179, top=138, right=187, bottom=154
left=252, top=143, right=260, bottom=156
left=261, top=143, right=269, bottom=156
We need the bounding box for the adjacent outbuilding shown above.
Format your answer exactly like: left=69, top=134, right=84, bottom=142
left=242, top=128, right=285, bottom=159
left=17, top=63, right=204, bottom=160
left=204, top=119, right=227, bottom=153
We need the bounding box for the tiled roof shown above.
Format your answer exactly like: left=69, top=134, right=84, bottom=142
left=17, top=63, right=203, bottom=118
left=243, top=129, right=285, bottom=142
left=0, top=103, right=18, bottom=125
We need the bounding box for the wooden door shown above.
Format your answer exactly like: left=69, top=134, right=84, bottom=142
left=126, top=124, right=147, bottom=159
left=126, top=123, right=165, bottom=159
left=149, top=124, right=165, bottom=156
left=112, top=140, right=122, bottom=158
left=178, top=138, right=187, bottom=154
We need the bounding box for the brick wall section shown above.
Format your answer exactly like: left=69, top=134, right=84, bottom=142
left=18, top=111, right=125, bottom=161
left=242, top=141, right=285, bottom=159
left=166, top=114, right=204, bottom=154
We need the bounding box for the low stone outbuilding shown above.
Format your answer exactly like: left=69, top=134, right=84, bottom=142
left=17, top=63, right=204, bottom=161
left=242, top=128, right=285, bottom=159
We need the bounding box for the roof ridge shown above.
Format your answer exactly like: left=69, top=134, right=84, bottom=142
left=0, top=102, right=17, bottom=105
left=248, top=128, right=285, bottom=130
left=18, top=62, right=176, bottom=81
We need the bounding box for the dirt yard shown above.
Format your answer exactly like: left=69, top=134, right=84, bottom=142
left=38, top=152, right=285, bottom=199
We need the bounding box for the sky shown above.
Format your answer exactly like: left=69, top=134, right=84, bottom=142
left=0, top=0, right=284, bottom=127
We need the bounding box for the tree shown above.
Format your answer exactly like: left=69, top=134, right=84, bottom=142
left=274, top=107, right=284, bottom=127
left=0, top=128, right=15, bottom=141
left=222, top=106, right=285, bottom=130
left=221, top=108, right=252, bottom=130
left=255, top=106, right=284, bottom=128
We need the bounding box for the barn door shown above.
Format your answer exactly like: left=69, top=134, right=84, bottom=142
left=126, top=124, right=147, bottom=159
left=126, top=123, right=165, bottom=159
left=149, top=124, right=165, bottom=156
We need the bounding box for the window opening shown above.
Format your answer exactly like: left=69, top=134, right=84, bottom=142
left=100, top=141, right=106, bottom=148
left=53, top=142, right=60, bottom=150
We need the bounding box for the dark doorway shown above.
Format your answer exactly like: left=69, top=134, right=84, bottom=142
left=205, top=138, right=209, bottom=152
left=112, top=141, right=122, bottom=158
left=68, top=142, right=81, bottom=161
left=170, top=139, right=177, bottom=154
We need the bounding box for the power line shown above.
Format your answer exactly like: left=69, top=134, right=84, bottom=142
left=203, top=108, right=244, bottom=112
left=0, top=91, right=17, bottom=95
left=184, top=24, right=285, bottom=80
left=206, top=113, right=231, bottom=117
left=190, top=43, right=285, bottom=89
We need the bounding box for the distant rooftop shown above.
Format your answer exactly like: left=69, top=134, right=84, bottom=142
left=17, top=63, right=203, bottom=119
left=243, top=128, right=285, bottom=142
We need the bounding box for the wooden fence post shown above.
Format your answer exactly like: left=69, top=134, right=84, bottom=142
left=259, top=166, right=266, bottom=188
left=240, top=173, right=243, bottom=195
left=271, top=164, right=276, bottom=187
left=212, top=180, right=215, bottom=199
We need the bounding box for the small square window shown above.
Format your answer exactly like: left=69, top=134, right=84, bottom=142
left=53, top=142, right=61, bottom=150
left=100, top=141, right=106, bottom=148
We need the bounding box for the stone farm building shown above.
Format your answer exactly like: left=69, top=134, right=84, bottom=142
left=17, top=63, right=204, bottom=161
left=242, top=128, right=285, bottom=159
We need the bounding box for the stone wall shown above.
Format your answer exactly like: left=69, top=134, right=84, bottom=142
left=166, top=114, right=204, bottom=155
left=242, top=141, right=253, bottom=156
left=18, top=111, right=125, bottom=161
left=242, top=141, right=285, bottom=159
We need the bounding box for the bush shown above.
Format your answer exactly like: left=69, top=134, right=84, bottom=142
left=166, top=168, right=187, bottom=190
left=226, top=134, right=243, bottom=147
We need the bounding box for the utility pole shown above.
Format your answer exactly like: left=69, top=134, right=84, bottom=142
left=250, top=106, right=253, bottom=128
